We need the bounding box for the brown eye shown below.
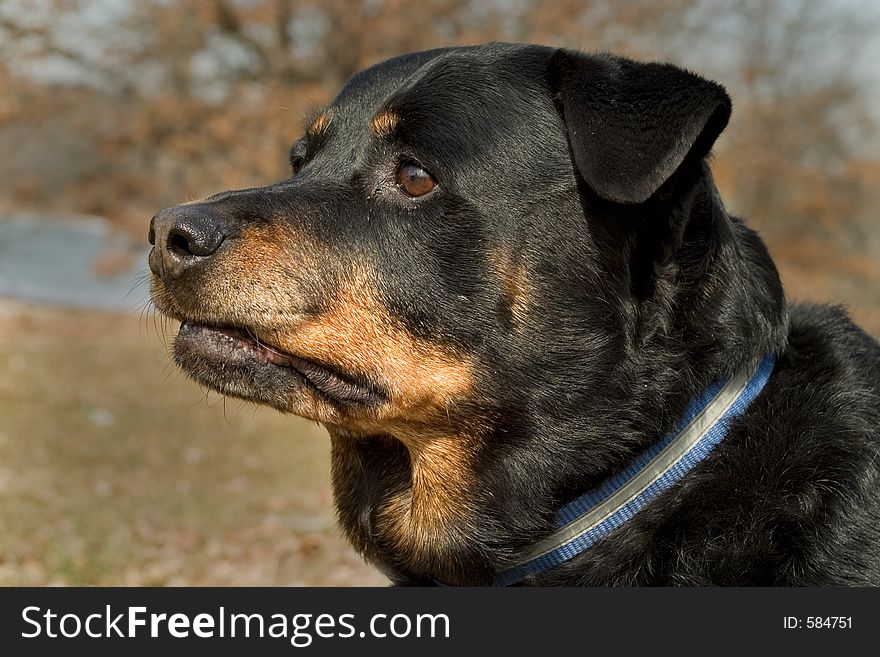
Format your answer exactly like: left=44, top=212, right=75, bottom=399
left=397, top=162, right=436, bottom=197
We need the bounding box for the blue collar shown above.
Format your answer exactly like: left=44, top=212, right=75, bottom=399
left=494, top=355, right=776, bottom=586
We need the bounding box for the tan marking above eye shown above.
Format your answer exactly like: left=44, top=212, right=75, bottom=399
left=307, top=111, right=332, bottom=136
left=397, top=163, right=436, bottom=197
left=370, top=109, right=399, bottom=137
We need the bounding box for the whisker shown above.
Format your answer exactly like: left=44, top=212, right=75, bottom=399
left=122, top=272, right=149, bottom=305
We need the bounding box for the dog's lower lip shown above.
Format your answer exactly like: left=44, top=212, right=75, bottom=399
left=178, top=321, right=382, bottom=405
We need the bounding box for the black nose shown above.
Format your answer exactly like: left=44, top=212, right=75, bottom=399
left=148, top=204, right=226, bottom=280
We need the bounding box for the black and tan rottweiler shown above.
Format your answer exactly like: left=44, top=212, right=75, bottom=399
left=149, top=43, right=880, bottom=586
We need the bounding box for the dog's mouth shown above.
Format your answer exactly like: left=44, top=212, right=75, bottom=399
left=174, top=321, right=384, bottom=408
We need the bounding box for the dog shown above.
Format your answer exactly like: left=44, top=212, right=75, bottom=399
left=148, top=43, right=880, bottom=585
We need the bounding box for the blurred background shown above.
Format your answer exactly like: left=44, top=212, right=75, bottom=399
left=0, top=0, right=877, bottom=585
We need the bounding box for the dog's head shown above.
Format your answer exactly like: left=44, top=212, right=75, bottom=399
left=149, top=43, right=786, bottom=582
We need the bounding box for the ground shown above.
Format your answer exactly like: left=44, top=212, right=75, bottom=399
left=0, top=300, right=386, bottom=586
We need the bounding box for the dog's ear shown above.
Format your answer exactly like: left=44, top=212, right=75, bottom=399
left=549, top=50, right=731, bottom=204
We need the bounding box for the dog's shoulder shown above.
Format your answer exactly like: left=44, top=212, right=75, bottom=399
left=780, top=303, right=880, bottom=430
left=788, top=303, right=880, bottom=370
left=710, top=303, right=880, bottom=584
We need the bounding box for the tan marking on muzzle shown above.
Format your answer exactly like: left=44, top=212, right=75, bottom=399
left=151, top=222, right=319, bottom=331
left=269, top=270, right=473, bottom=432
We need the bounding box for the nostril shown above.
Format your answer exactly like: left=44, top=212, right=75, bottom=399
left=163, top=219, right=224, bottom=259
left=167, top=228, right=194, bottom=258
left=151, top=205, right=226, bottom=279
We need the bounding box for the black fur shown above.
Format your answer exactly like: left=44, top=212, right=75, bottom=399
left=150, top=43, right=880, bottom=585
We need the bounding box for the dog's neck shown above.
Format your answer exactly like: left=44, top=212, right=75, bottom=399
left=493, top=353, right=776, bottom=585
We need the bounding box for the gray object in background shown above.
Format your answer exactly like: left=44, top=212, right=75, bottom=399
left=0, top=215, right=149, bottom=312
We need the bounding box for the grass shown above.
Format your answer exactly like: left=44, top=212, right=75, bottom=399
left=0, top=300, right=386, bottom=586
